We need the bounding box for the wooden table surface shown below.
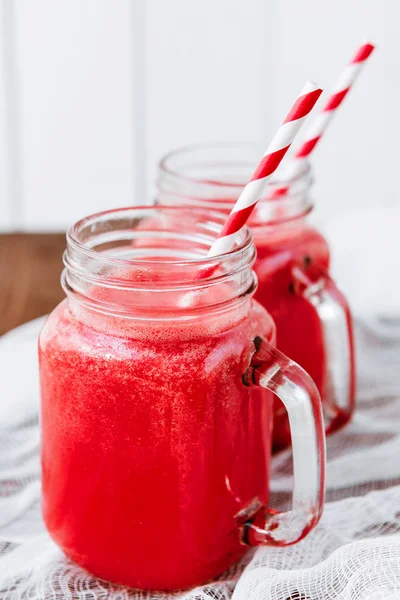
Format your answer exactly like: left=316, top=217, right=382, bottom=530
left=0, top=234, right=66, bottom=336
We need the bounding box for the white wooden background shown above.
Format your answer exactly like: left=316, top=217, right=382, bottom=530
left=0, top=0, right=392, bottom=231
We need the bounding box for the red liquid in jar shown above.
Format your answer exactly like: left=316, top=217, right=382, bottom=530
left=253, top=223, right=347, bottom=450
left=39, top=298, right=274, bottom=591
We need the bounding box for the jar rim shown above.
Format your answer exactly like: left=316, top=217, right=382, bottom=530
left=67, top=204, right=254, bottom=271
left=64, top=205, right=257, bottom=319
left=159, top=141, right=312, bottom=189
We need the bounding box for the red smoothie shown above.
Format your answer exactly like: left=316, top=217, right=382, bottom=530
left=255, top=224, right=329, bottom=390
left=39, top=298, right=273, bottom=590
left=252, top=221, right=351, bottom=449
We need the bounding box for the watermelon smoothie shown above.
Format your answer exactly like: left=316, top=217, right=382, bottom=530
left=157, top=143, right=356, bottom=450
left=40, top=298, right=273, bottom=590
left=39, top=207, right=325, bottom=590
left=252, top=218, right=354, bottom=449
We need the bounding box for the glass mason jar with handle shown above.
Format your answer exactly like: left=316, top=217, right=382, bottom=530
left=39, top=206, right=325, bottom=591
left=157, top=143, right=356, bottom=451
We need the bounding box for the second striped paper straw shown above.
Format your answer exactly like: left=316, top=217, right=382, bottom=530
left=270, top=42, right=375, bottom=197
left=207, top=81, right=323, bottom=258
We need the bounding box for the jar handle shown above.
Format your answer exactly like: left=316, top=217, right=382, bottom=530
left=241, top=337, right=325, bottom=546
left=291, top=264, right=356, bottom=433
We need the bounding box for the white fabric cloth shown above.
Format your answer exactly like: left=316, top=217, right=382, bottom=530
left=1, top=312, right=400, bottom=599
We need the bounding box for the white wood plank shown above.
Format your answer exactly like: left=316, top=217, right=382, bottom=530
left=145, top=0, right=267, bottom=198
left=0, top=0, right=18, bottom=230
left=271, top=1, right=386, bottom=223
left=8, top=0, right=395, bottom=229
left=383, top=0, right=400, bottom=208
left=15, top=0, right=138, bottom=230
left=130, top=0, right=148, bottom=204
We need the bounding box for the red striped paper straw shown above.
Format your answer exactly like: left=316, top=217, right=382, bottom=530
left=207, top=81, right=322, bottom=258
left=270, top=42, right=375, bottom=197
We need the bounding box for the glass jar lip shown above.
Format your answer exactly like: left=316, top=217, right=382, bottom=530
left=159, top=141, right=312, bottom=189
left=67, top=204, right=254, bottom=269
left=64, top=205, right=257, bottom=319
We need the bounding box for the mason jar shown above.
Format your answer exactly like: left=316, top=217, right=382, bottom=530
left=39, top=206, right=325, bottom=590
left=157, top=143, right=355, bottom=451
